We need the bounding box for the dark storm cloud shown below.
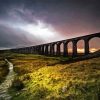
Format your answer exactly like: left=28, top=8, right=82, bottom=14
left=0, top=24, right=43, bottom=49
left=0, top=0, right=100, bottom=49
left=0, top=0, right=100, bottom=29
left=1, top=0, right=100, bottom=23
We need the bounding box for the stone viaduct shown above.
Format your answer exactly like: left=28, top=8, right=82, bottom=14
left=11, top=32, right=100, bottom=57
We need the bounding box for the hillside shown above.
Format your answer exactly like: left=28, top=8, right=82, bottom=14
left=4, top=53, right=99, bottom=100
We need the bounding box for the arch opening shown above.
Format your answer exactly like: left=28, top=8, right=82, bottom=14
left=89, top=37, right=100, bottom=53
left=54, top=44, right=57, bottom=55
left=77, top=40, right=85, bottom=55
left=60, top=42, right=64, bottom=55
left=67, top=41, right=73, bottom=56
left=48, top=45, right=50, bottom=54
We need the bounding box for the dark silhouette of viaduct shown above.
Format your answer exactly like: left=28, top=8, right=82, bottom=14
left=11, top=32, right=100, bottom=57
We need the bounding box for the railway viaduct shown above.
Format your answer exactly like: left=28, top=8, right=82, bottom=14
left=11, top=32, right=100, bottom=57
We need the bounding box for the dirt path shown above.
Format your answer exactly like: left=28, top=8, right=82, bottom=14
left=0, top=59, right=15, bottom=100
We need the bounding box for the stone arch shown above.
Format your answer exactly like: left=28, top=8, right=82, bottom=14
left=60, top=42, right=64, bottom=55
left=35, top=46, right=37, bottom=53
left=48, top=44, right=50, bottom=54
left=33, top=47, right=36, bottom=53
left=86, top=33, right=100, bottom=41
left=41, top=45, right=44, bottom=55
left=77, top=39, right=85, bottom=55
left=83, top=33, right=100, bottom=55
left=67, top=41, right=73, bottom=56
left=31, top=47, right=34, bottom=54
left=44, top=45, right=48, bottom=54
left=56, top=42, right=61, bottom=56
left=89, top=37, right=100, bottom=53
left=53, top=43, right=57, bottom=55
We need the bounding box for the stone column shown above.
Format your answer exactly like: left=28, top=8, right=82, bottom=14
left=44, top=45, right=46, bottom=55
left=38, top=46, right=41, bottom=54
left=26, top=48, right=28, bottom=53
left=21, top=48, right=23, bottom=53
left=63, top=42, right=68, bottom=56
left=45, top=45, right=49, bottom=55
left=41, top=45, right=44, bottom=55
left=31, top=47, right=34, bottom=54
left=72, top=40, right=77, bottom=57
left=38, top=46, right=40, bottom=54
left=28, top=48, right=30, bottom=53
left=57, top=43, right=61, bottom=56
left=84, top=39, right=89, bottom=55
left=29, top=48, right=31, bottom=54
left=35, top=46, right=38, bottom=54
left=25, top=48, right=27, bottom=54
left=27, top=48, right=29, bottom=53
left=27, top=48, right=28, bottom=54
left=52, top=44, right=55, bottom=55
left=29, top=48, right=30, bottom=53
left=32, top=47, right=34, bottom=54
left=23, top=49, right=25, bottom=54
left=24, top=48, right=25, bottom=54
left=23, top=49, right=24, bottom=54
left=28, top=47, right=31, bottom=54
left=36, top=46, right=38, bottom=54
left=48, top=45, right=50, bottom=55
left=50, top=44, right=52, bottom=55
left=30, top=47, right=32, bottom=54
left=33, top=47, right=36, bottom=54
left=26, top=48, right=27, bottom=54
left=40, top=46, right=43, bottom=54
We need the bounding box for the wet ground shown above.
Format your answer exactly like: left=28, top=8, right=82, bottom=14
left=0, top=59, right=15, bottom=100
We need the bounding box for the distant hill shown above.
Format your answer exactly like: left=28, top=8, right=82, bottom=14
left=81, top=50, right=100, bottom=59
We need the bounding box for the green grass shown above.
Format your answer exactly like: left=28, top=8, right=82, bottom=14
left=0, top=51, right=11, bottom=83
left=3, top=53, right=99, bottom=100
left=0, top=60, right=9, bottom=83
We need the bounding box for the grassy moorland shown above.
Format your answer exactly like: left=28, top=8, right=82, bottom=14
left=0, top=55, right=9, bottom=84
left=2, top=52, right=99, bottom=100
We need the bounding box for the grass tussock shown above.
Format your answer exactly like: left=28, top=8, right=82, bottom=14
left=0, top=60, right=9, bottom=83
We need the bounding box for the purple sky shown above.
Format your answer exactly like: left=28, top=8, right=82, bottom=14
left=0, top=0, right=100, bottom=50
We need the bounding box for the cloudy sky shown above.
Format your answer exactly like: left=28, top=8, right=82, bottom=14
left=0, top=0, right=100, bottom=50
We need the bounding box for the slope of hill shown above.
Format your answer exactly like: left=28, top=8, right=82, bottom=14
left=6, top=53, right=100, bottom=100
